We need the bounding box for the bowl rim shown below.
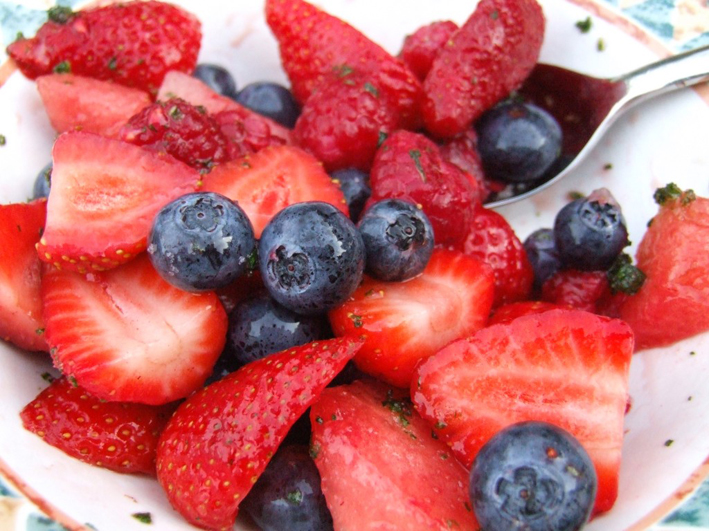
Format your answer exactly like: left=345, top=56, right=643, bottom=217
left=0, top=0, right=708, bottom=530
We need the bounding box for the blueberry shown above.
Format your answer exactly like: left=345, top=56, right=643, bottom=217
left=523, top=228, right=562, bottom=292
left=210, top=291, right=332, bottom=379
left=192, top=63, right=238, bottom=99
left=330, top=168, right=371, bottom=223
left=553, top=188, right=629, bottom=271
left=32, top=162, right=52, bottom=199
left=236, top=82, right=301, bottom=128
left=470, top=421, right=597, bottom=531
left=259, top=202, right=365, bottom=315
left=241, top=444, right=333, bottom=531
left=475, top=100, right=562, bottom=183
left=357, top=199, right=434, bottom=282
left=148, top=192, right=256, bottom=292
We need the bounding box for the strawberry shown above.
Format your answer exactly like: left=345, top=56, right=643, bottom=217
left=157, top=71, right=292, bottom=147
left=399, top=20, right=459, bottom=81
left=119, top=98, right=231, bottom=171
left=21, top=377, right=175, bottom=475
left=42, top=254, right=228, bottom=405
left=367, top=130, right=480, bottom=247
left=0, top=199, right=48, bottom=352
left=201, top=145, right=349, bottom=238
left=422, top=0, right=545, bottom=138
left=309, top=380, right=479, bottom=530
left=7, top=1, right=201, bottom=95
left=411, top=309, right=634, bottom=515
left=293, top=67, right=400, bottom=172
left=155, top=337, right=364, bottom=530
left=620, top=186, right=709, bottom=350
left=439, top=128, right=490, bottom=204
left=36, top=74, right=150, bottom=138
left=541, top=269, right=611, bottom=313
left=37, top=131, right=200, bottom=273
left=488, top=300, right=563, bottom=325
left=265, top=0, right=422, bottom=129
left=459, top=204, right=534, bottom=307
left=329, top=247, right=495, bottom=388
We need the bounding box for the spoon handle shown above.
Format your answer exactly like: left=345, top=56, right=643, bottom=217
left=618, top=44, right=709, bottom=105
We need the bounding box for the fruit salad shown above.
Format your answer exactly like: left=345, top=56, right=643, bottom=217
left=0, top=1, right=708, bottom=530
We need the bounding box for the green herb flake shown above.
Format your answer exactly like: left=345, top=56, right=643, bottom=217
left=435, top=421, right=448, bottom=430
left=382, top=389, right=413, bottom=427
left=15, top=31, right=24, bottom=41
left=664, top=439, right=674, bottom=447
left=409, top=149, right=426, bottom=182
left=363, top=82, right=379, bottom=98
left=607, top=253, right=646, bottom=295
left=309, top=442, right=321, bottom=459
left=349, top=313, right=363, bottom=328
left=567, top=190, right=585, bottom=201
left=597, top=38, right=606, bottom=51
left=53, top=61, right=71, bottom=74
left=68, top=375, right=78, bottom=387
left=168, top=105, right=183, bottom=120
left=575, top=16, right=592, bottom=33
left=41, top=372, right=55, bottom=383
left=490, top=9, right=499, bottom=20
left=286, top=489, right=304, bottom=505
left=47, top=5, right=74, bottom=24
left=603, top=162, right=613, bottom=170
left=690, top=351, right=697, bottom=356
left=377, top=130, right=388, bottom=148
left=653, top=183, right=696, bottom=206
left=334, top=64, right=354, bottom=78
left=108, top=57, right=117, bottom=71
left=0, top=135, right=6, bottom=146
left=132, top=512, right=153, bottom=524
left=315, top=416, right=324, bottom=424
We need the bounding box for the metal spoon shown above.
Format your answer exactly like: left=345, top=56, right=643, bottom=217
left=485, top=43, right=709, bottom=208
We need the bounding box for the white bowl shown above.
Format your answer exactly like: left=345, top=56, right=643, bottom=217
left=1, top=1, right=708, bottom=530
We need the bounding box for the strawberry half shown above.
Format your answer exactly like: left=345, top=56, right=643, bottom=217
left=620, top=187, right=709, bottom=350
left=411, top=309, right=634, bottom=515
left=21, top=377, right=176, bottom=474
left=201, top=145, right=349, bottom=238
left=422, top=0, right=545, bottom=138
left=37, top=74, right=151, bottom=138
left=155, top=337, right=364, bottom=530
left=310, top=380, right=479, bottom=530
left=8, top=1, right=201, bottom=95
left=157, top=71, right=293, bottom=148
left=0, top=199, right=48, bottom=352
left=329, top=247, right=495, bottom=388
left=42, top=254, right=228, bottom=405
left=265, top=0, right=422, bottom=129
left=37, top=131, right=200, bottom=273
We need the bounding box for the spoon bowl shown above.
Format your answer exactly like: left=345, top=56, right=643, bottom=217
left=485, top=44, right=709, bottom=208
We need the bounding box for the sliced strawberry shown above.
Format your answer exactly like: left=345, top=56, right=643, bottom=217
left=310, top=380, right=478, bottom=530
left=155, top=337, right=364, bottom=530
left=157, top=71, right=292, bottom=147
left=119, top=97, right=231, bottom=170
left=21, top=377, right=176, bottom=474
left=37, top=131, right=200, bottom=273
left=488, top=300, right=563, bottom=325
left=422, top=0, right=545, bottom=138
left=368, top=130, right=481, bottom=247
left=42, top=254, right=228, bottom=405
left=36, top=74, right=150, bottom=138
left=411, top=309, right=634, bottom=515
left=329, top=247, right=495, bottom=388
left=620, top=187, right=709, bottom=350
left=265, top=0, right=422, bottom=129
left=8, top=1, right=201, bottom=95
left=201, top=145, right=348, bottom=238
left=459, top=204, right=534, bottom=307
left=0, top=199, right=48, bottom=352
left=399, top=20, right=459, bottom=82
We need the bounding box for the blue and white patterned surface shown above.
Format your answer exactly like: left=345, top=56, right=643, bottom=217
left=0, top=0, right=707, bottom=529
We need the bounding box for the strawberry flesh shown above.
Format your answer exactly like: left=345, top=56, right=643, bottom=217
left=310, top=380, right=479, bottom=530
left=329, top=247, right=495, bottom=388
left=42, top=254, right=228, bottom=405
